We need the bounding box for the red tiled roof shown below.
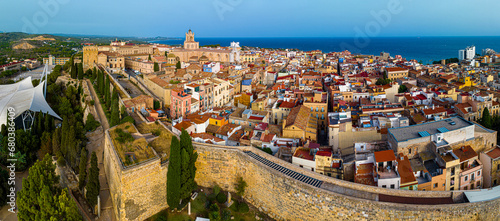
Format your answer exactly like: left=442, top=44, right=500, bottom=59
left=374, top=150, right=396, bottom=163
left=486, top=147, right=500, bottom=159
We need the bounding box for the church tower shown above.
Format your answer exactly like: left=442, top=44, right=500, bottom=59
left=184, top=29, right=199, bottom=50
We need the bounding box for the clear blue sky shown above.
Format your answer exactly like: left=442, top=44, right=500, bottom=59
left=1, top=0, right=500, bottom=37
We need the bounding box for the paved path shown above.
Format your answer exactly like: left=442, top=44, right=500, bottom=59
left=85, top=79, right=115, bottom=221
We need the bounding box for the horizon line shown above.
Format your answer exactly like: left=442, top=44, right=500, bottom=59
left=3, top=31, right=500, bottom=39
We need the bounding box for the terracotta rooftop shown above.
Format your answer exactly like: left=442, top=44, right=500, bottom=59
left=396, top=154, right=417, bottom=185
left=374, top=150, right=396, bottom=163
left=452, top=145, right=477, bottom=162
left=174, top=121, right=193, bottom=131
left=486, top=147, right=500, bottom=159
left=206, top=124, right=221, bottom=134
left=293, top=148, right=314, bottom=161
left=285, top=106, right=311, bottom=130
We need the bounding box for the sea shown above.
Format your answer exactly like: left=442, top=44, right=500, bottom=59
left=151, top=36, right=500, bottom=64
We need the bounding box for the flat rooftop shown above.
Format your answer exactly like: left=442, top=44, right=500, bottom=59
left=388, top=117, right=473, bottom=142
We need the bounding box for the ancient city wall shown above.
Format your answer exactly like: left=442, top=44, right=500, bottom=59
left=103, top=130, right=168, bottom=221
left=104, top=133, right=500, bottom=221
left=194, top=143, right=500, bottom=220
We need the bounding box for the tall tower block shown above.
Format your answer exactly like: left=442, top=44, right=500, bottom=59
left=83, top=46, right=98, bottom=70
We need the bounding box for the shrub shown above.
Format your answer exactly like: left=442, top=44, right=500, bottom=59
left=152, top=129, right=161, bottom=136
left=120, top=116, right=135, bottom=124
left=216, top=192, right=226, bottom=204
left=115, top=129, right=134, bottom=143
left=90, top=100, right=95, bottom=105
left=229, top=201, right=238, bottom=212
left=221, top=209, right=231, bottom=221
left=210, top=203, right=220, bottom=212
left=237, top=202, right=249, bottom=213
left=57, top=155, right=66, bottom=166
left=207, top=193, right=217, bottom=202
left=213, top=185, right=221, bottom=196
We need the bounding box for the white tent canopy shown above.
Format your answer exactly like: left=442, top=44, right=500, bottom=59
left=0, top=77, right=61, bottom=128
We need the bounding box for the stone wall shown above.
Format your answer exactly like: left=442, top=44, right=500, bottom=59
left=104, top=132, right=500, bottom=221
left=194, top=143, right=500, bottom=220
left=103, top=130, right=168, bottom=221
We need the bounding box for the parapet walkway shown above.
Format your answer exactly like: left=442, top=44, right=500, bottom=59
left=244, top=151, right=323, bottom=188
left=244, top=150, right=456, bottom=205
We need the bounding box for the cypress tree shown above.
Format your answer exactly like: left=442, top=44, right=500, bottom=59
left=154, top=62, right=159, bottom=72
left=86, top=151, right=100, bottom=209
left=167, top=136, right=181, bottom=209
left=179, top=129, right=198, bottom=200
left=176, top=61, right=181, bottom=70
left=77, top=63, right=83, bottom=80
left=71, top=62, right=77, bottom=79
left=481, top=107, right=492, bottom=129
left=110, top=90, right=120, bottom=127
left=105, top=76, right=111, bottom=108
left=78, top=147, right=88, bottom=190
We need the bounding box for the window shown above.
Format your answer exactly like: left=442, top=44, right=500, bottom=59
left=390, top=184, right=395, bottom=189
left=478, top=171, right=481, bottom=176
left=433, top=183, right=438, bottom=188
left=464, top=176, right=468, bottom=181
left=382, top=185, right=387, bottom=188
left=464, top=186, right=468, bottom=190
left=321, top=107, right=324, bottom=112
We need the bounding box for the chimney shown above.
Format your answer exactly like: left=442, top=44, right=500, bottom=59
left=432, top=104, right=435, bottom=110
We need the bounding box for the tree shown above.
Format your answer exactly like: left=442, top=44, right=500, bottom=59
left=0, top=168, right=9, bottom=206
left=154, top=100, right=161, bottom=110
left=18, top=154, right=81, bottom=221
left=39, top=131, right=52, bottom=157
left=86, top=151, right=100, bottom=209
left=398, top=85, right=407, bottom=93
left=481, top=107, right=492, bottom=129
left=154, top=62, right=159, bottom=72
left=179, top=129, right=198, bottom=200
left=79, top=147, right=88, bottom=190
left=70, top=58, right=76, bottom=79
left=235, top=177, right=247, bottom=197
left=77, top=63, right=83, bottom=80
left=105, top=76, right=111, bottom=108
left=176, top=61, right=181, bottom=70
left=148, top=54, right=152, bottom=61
left=167, top=136, right=181, bottom=209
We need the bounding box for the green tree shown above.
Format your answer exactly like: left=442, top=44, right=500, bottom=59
left=110, top=91, right=120, bottom=127
left=70, top=59, right=76, bottom=79
left=79, top=147, right=88, bottom=190
left=148, top=54, right=152, bottom=61
left=105, top=76, right=111, bottom=108
left=52, top=127, right=61, bottom=154
left=77, top=63, right=83, bottom=80
left=481, top=107, right=492, bottom=129
left=154, top=100, right=161, bottom=110
left=86, top=151, right=100, bottom=209
left=398, top=85, right=407, bottom=93
left=18, top=154, right=83, bottom=221
left=154, top=62, right=159, bottom=72
left=179, top=129, right=198, bottom=200
left=0, top=168, right=9, bottom=206
left=176, top=61, right=181, bottom=70
left=167, top=136, right=181, bottom=209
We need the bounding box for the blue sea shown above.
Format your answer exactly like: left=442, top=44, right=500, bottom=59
left=151, top=36, right=500, bottom=64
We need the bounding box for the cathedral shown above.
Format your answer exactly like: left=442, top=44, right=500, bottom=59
left=170, top=30, right=240, bottom=63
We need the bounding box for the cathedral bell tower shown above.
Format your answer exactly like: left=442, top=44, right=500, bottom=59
left=184, top=29, right=199, bottom=50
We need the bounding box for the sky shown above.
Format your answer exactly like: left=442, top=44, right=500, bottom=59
left=1, top=0, right=500, bottom=38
